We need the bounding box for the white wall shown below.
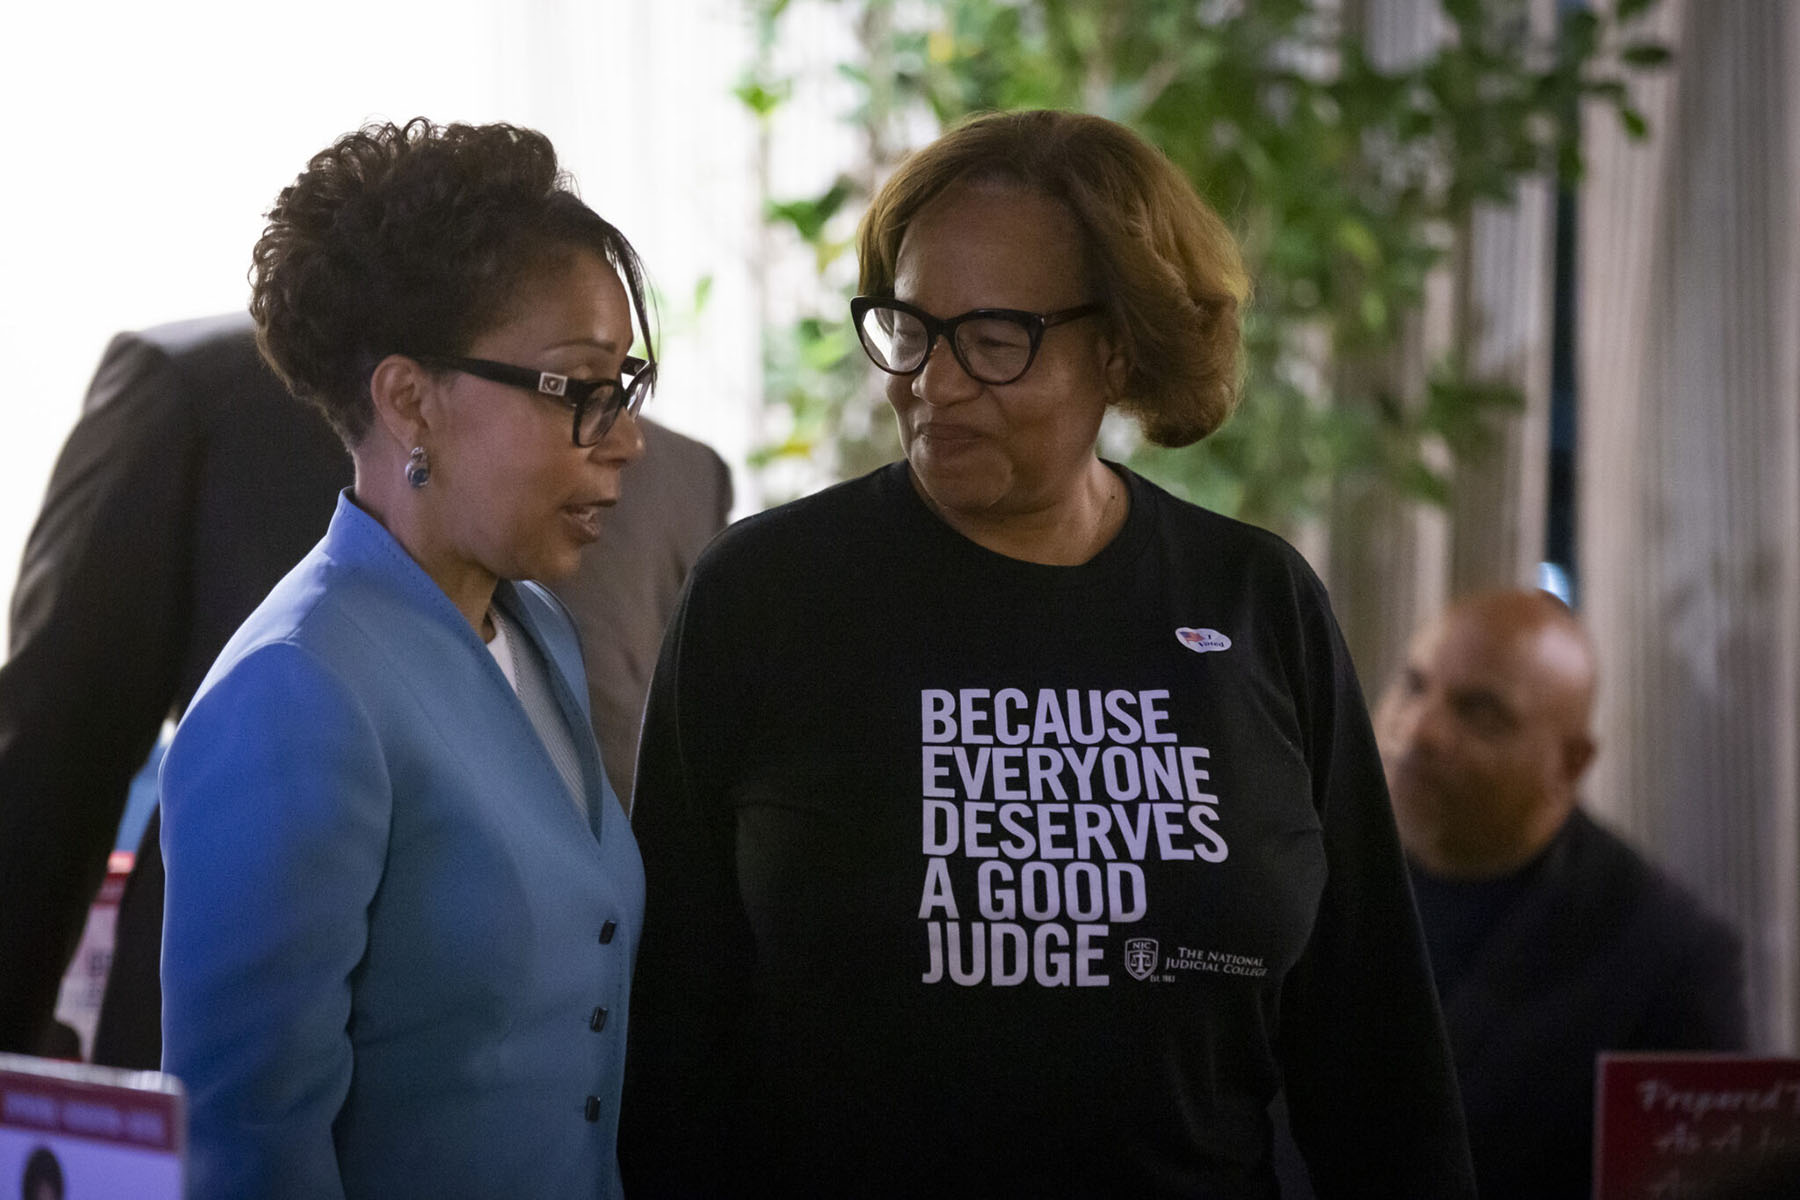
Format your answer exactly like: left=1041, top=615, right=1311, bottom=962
left=0, top=0, right=767, bottom=641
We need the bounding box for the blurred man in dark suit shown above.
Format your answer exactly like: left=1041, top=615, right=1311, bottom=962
left=0, top=314, right=730, bottom=1066
left=1374, top=588, right=1747, bottom=1200
left=556, top=413, right=731, bottom=805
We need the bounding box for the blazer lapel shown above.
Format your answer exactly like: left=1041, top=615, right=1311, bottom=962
left=495, top=581, right=620, bottom=843
left=321, top=495, right=616, bottom=846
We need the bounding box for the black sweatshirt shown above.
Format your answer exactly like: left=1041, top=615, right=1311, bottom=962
left=622, top=463, right=1475, bottom=1199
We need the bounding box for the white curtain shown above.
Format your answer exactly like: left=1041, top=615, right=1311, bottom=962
left=0, top=0, right=772, bottom=640
left=1578, top=0, right=1800, bottom=1052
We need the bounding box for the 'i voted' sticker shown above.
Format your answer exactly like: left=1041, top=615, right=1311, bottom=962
left=1175, top=627, right=1231, bottom=654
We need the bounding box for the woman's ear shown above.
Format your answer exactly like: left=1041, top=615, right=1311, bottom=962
left=1097, top=328, right=1130, bottom=403
left=368, top=354, right=434, bottom=449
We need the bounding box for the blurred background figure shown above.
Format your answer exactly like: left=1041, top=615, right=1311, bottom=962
left=0, top=312, right=728, bottom=1069
left=0, top=315, right=349, bottom=1065
left=1374, top=588, right=1747, bottom=1200
left=563, top=418, right=731, bottom=805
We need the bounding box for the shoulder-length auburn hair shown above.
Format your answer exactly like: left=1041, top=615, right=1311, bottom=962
left=857, top=109, right=1248, bottom=447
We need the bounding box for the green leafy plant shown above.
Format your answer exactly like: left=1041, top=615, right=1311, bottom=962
left=743, top=0, right=1666, bottom=528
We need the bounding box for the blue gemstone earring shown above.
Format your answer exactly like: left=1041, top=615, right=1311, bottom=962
left=405, top=446, right=431, bottom=488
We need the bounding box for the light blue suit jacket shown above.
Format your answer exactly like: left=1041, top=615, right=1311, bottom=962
left=160, top=493, right=643, bottom=1199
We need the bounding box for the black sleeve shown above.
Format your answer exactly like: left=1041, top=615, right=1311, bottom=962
left=1273, top=565, right=1478, bottom=1198
left=619, top=568, right=757, bottom=1196
left=0, top=333, right=202, bottom=1053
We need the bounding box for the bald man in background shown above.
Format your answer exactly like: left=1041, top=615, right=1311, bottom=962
left=1373, top=589, right=1746, bottom=1200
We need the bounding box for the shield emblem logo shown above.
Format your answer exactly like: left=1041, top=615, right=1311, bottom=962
left=1124, top=938, right=1160, bottom=982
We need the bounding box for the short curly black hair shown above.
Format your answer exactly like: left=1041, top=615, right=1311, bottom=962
left=250, top=118, right=655, bottom=444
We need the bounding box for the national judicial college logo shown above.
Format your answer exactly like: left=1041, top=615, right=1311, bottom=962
left=1124, top=937, right=1160, bottom=982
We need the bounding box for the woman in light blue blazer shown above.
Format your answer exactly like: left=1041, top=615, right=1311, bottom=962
left=160, top=119, right=653, bottom=1199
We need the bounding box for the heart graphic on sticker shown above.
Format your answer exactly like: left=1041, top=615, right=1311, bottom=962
left=1176, top=627, right=1232, bottom=654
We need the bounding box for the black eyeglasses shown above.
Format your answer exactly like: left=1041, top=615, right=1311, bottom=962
left=416, top=353, right=655, bottom=446
left=850, top=296, right=1101, bottom=386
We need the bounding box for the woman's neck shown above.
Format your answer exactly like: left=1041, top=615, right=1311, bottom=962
left=350, top=458, right=499, bottom=636
left=914, top=458, right=1127, bottom=566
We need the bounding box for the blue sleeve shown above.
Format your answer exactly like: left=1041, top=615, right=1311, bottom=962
left=160, top=640, right=391, bottom=1200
